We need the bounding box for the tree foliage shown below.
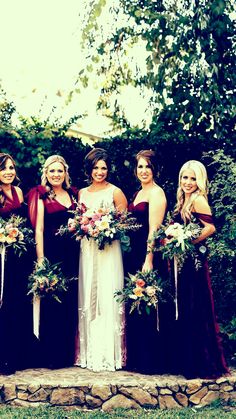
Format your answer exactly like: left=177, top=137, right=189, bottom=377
left=79, top=0, right=236, bottom=148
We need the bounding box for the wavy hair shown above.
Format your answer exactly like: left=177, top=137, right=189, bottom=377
left=41, top=155, right=71, bottom=189
left=84, top=148, right=110, bottom=182
left=134, top=149, right=157, bottom=178
left=0, top=153, right=20, bottom=185
left=174, top=160, right=209, bottom=222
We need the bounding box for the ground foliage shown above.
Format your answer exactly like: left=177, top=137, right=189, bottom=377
left=0, top=403, right=236, bottom=418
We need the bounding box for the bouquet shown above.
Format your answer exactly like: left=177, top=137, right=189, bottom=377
left=0, top=214, right=34, bottom=255
left=114, top=270, right=164, bottom=315
left=27, top=258, right=74, bottom=303
left=58, top=203, right=141, bottom=251
left=153, top=214, right=202, bottom=272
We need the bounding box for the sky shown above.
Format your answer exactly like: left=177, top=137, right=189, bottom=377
left=0, top=0, right=113, bottom=133
left=0, top=0, right=150, bottom=135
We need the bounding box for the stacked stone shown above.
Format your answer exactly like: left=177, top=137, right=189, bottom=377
left=0, top=369, right=235, bottom=411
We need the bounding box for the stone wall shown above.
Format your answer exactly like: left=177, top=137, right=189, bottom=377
left=0, top=368, right=235, bottom=411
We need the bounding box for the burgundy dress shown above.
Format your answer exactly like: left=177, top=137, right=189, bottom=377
left=27, top=186, right=79, bottom=368
left=170, top=212, right=229, bottom=379
left=0, top=186, right=34, bottom=373
left=124, top=199, right=170, bottom=374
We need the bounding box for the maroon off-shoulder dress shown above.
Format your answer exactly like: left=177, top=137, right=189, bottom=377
left=170, top=212, right=229, bottom=379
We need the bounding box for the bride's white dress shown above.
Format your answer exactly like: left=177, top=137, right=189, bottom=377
left=75, top=184, right=126, bottom=371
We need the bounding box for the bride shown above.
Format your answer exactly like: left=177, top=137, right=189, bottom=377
left=75, top=148, right=127, bottom=371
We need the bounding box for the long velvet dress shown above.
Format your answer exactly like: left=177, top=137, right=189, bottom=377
left=27, top=186, right=79, bottom=368
left=0, top=186, right=34, bottom=373
left=124, top=199, right=171, bottom=374
left=170, top=212, right=229, bottom=379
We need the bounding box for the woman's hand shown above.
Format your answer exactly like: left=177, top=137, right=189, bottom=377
left=36, top=257, right=45, bottom=268
left=142, top=259, right=153, bottom=272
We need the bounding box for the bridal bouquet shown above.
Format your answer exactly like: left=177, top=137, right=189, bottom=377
left=115, top=270, right=164, bottom=315
left=153, top=214, right=202, bottom=272
left=58, top=203, right=141, bottom=251
left=0, top=214, right=34, bottom=255
left=27, top=258, right=73, bottom=303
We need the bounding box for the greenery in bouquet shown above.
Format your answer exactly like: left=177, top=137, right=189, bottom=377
left=153, top=213, right=202, bottom=272
left=58, top=202, right=141, bottom=251
left=0, top=214, right=34, bottom=256
left=115, top=270, right=164, bottom=315
left=27, top=258, right=74, bottom=303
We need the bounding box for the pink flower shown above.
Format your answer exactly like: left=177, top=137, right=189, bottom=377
left=81, top=224, right=89, bottom=233
left=68, top=218, right=76, bottom=232
left=136, top=279, right=145, bottom=287
left=92, top=213, right=102, bottom=221
left=8, top=227, right=19, bottom=239
left=90, top=228, right=100, bottom=237
left=81, top=216, right=90, bottom=225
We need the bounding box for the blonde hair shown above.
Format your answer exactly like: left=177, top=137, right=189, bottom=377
left=174, top=160, right=209, bottom=222
left=41, top=155, right=71, bottom=188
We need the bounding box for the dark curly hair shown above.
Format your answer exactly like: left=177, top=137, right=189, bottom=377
left=84, top=148, right=111, bottom=181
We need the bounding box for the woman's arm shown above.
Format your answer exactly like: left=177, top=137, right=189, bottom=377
left=113, top=187, right=128, bottom=211
left=192, top=195, right=216, bottom=244
left=143, top=187, right=167, bottom=272
left=35, top=198, right=45, bottom=263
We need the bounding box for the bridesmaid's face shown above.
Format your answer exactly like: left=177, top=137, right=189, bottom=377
left=136, top=157, right=153, bottom=184
left=180, top=169, right=198, bottom=195
left=46, top=162, right=65, bottom=187
left=0, top=158, right=16, bottom=185
left=91, top=159, right=108, bottom=183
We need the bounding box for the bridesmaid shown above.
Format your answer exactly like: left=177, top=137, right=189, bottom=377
left=27, top=155, right=79, bottom=369
left=75, top=148, right=127, bottom=372
left=124, top=149, right=168, bottom=374
left=169, top=160, right=229, bottom=379
left=0, top=153, right=33, bottom=374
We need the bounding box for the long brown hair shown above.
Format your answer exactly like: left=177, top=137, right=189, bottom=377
left=134, top=149, right=157, bottom=177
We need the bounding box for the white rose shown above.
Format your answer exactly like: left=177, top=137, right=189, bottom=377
left=146, top=286, right=156, bottom=297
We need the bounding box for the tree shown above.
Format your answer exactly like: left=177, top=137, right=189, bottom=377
left=78, top=0, right=236, bottom=152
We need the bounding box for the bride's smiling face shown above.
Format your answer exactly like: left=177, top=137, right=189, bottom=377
left=91, top=160, right=108, bottom=183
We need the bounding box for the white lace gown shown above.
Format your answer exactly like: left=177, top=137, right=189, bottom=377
left=75, top=185, right=126, bottom=371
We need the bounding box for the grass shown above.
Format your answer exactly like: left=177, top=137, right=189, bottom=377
left=0, top=403, right=235, bottom=419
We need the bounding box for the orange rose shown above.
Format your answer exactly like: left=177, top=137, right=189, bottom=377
left=136, top=279, right=145, bottom=287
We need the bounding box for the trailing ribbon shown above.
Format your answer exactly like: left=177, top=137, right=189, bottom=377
left=33, top=295, right=40, bottom=339
left=90, top=241, right=100, bottom=321
left=174, top=255, right=178, bottom=320
left=0, top=245, right=6, bottom=308
left=156, top=302, right=160, bottom=331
